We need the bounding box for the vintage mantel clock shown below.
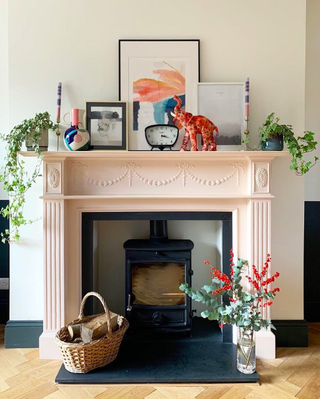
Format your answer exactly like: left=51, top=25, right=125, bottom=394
left=145, top=124, right=179, bottom=151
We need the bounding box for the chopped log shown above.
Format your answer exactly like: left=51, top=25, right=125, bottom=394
left=81, top=311, right=119, bottom=344
left=68, top=323, right=83, bottom=341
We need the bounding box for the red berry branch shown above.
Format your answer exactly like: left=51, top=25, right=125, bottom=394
left=181, top=249, right=280, bottom=333
left=245, top=255, right=280, bottom=307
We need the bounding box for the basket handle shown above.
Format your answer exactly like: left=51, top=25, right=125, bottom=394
left=78, top=292, right=112, bottom=334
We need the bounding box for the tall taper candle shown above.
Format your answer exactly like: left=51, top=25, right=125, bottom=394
left=245, top=77, right=249, bottom=118
left=57, top=82, right=62, bottom=123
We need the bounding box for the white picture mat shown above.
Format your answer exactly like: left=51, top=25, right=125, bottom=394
left=90, top=106, right=123, bottom=146
left=120, top=40, right=199, bottom=150
left=196, top=82, right=245, bottom=150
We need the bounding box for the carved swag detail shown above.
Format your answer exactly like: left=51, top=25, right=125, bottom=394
left=71, top=162, right=245, bottom=188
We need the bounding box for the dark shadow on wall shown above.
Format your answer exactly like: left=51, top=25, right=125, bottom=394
left=0, top=199, right=9, bottom=324
left=304, top=202, right=320, bottom=321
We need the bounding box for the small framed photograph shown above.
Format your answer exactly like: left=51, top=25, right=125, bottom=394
left=119, top=39, right=200, bottom=150
left=86, top=101, right=128, bottom=150
left=196, top=82, right=245, bottom=150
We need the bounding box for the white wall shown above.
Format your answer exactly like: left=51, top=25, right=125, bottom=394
left=271, top=159, right=304, bottom=319
left=0, top=0, right=9, bottom=199
left=305, top=0, right=320, bottom=201
left=4, top=0, right=307, bottom=321
left=97, top=220, right=222, bottom=315
left=9, top=161, right=44, bottom=320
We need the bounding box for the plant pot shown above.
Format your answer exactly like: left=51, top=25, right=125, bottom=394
left=260, top=134, right=284, bottom=151
left=26, top=128, right=48, bottom=151
left=237, top=327, right=256, bottom=374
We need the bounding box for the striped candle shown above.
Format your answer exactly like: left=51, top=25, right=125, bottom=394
left=245, top=77, right=249, bottom=118
left=57, top=82, right=62, bottom=123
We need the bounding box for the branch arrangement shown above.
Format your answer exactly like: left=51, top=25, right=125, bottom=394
left=180, top=250, right=280, bottom=331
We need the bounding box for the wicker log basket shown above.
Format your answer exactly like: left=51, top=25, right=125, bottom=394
left=55, top=292, right=129, bottom=374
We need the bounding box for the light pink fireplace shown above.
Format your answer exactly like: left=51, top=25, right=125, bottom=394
left=35, top=150, right=287, bottom=359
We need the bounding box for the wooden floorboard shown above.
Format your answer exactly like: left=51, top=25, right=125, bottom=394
left=0, top=324, right=320, bottom=399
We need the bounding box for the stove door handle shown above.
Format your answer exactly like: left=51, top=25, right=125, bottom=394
left=127, top=294, right=132, bottom=312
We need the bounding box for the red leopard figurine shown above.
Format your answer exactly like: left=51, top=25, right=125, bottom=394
left=172, top=95, right=219, bottom=151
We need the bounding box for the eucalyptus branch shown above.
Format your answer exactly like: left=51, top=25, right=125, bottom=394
left=180, top=252, right=279, bottom=336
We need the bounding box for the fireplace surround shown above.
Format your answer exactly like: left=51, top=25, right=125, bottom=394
left=24, top=150, right=288, bottom=359
left=81, top=212, right=232, bottom=340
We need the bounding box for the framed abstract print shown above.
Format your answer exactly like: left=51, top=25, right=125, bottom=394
left=119, top=39, right=200, bottom=150
left=196, top=82, right=245, bottom=150
left=86, top=101, right=128, bottom=150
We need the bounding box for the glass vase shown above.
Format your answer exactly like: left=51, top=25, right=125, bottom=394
left=237, top=327, right=256, bottom=374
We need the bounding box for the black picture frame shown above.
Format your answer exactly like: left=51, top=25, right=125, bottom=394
left=119, top=39, right=201, bottom=100
left=86, top=101, right=128, bottom=150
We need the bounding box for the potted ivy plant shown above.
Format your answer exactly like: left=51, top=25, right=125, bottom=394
left=259, top=113, right=318, bottom=175
left=0, top=112, right=57, bottom=243
left=25, top=112, right=56, bottom=151
left=180, top=250, right=280, bottom=374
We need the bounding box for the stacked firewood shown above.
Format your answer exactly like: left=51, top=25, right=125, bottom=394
left=67, top=311, right=123, bottom=344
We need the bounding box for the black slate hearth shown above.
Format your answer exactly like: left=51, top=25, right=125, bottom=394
left=55, top=318, right=259, bottom=384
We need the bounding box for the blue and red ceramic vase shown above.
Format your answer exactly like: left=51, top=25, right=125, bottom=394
left=64, top=109, right=90, bottom=151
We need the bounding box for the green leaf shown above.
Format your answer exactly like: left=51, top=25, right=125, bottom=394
left=270, top=323, right=276, bottom=331
left=243, top=292, right=252, bottom=302
left=180, top=284, right=188, bottom=291
left=208, top=312, right=219, bottom=321
left=202, top=285, right=213, bottom=294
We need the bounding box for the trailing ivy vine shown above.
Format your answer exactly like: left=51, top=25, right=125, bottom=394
left=259, top=113, right=318, bottom=176
left=0, top=112, right=57, bottom=243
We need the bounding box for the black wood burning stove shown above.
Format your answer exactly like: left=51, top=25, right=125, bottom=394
left=124, top=220, right=194, bottom=333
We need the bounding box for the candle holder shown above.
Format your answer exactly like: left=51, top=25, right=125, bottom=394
left=56, top=82, right=62, bottom=151
left=244, top=116, right=249, bottom=136
left=56, top=123, right=61, bottom=151
left=243, top=116, right=250, bottom=150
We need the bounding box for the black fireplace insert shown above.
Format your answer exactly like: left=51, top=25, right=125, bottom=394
left=81, top=211, right=233, bottom=342
left=124, top=220, right=194, bottom=333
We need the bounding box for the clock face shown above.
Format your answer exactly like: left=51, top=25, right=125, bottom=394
left=145, top=124, right=179, bottom=149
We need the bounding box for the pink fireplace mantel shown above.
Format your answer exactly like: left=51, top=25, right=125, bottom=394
left=21, top=150, right=288, bottom=359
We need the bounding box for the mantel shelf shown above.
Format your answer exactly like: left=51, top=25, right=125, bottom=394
left=40, top=194, right=275, bottom=200
left=20, top=150, right=290, bottom=160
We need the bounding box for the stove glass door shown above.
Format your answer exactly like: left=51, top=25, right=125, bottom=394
left=132, top=262, right=186, bottom=306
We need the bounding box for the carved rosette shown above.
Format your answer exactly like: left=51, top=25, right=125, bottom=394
left=48, top=168, right=60, bottom=189
left=255, top=168, right=268, bottom=188
left=45, top=163, right=62, bottom=194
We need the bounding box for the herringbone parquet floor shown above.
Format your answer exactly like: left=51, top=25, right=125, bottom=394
left=1, top=324, right=320, bottom=399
